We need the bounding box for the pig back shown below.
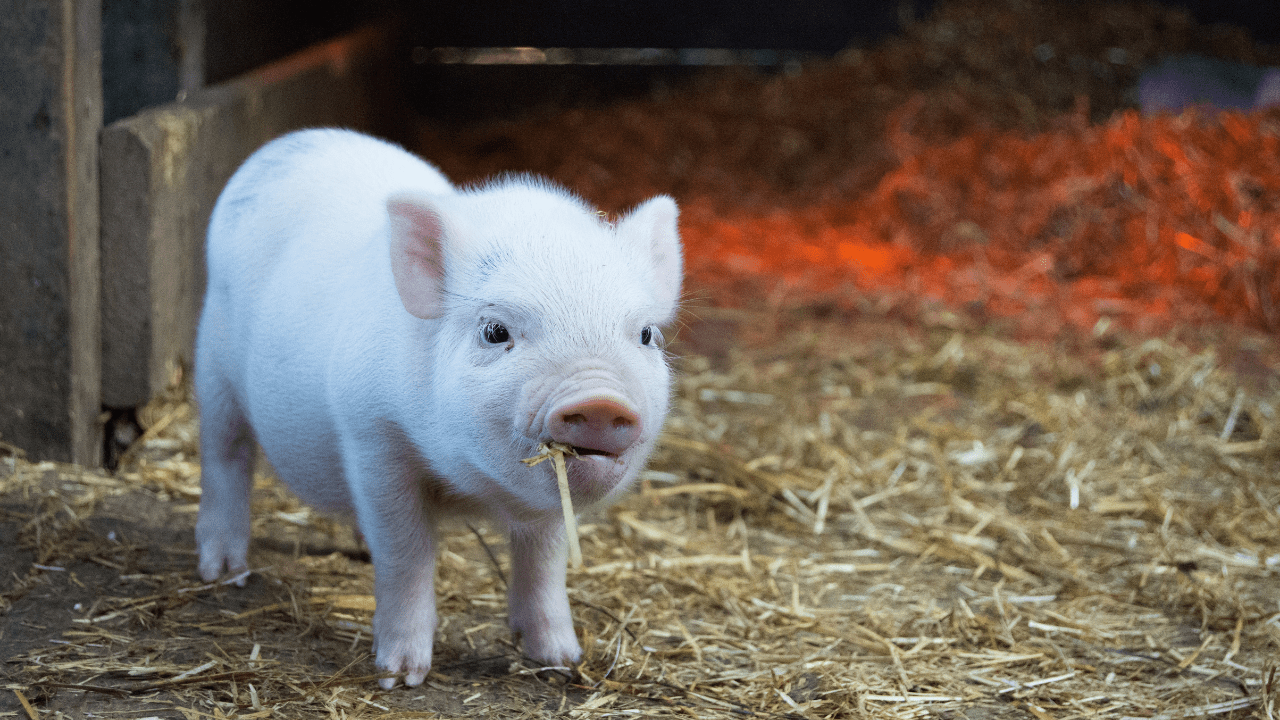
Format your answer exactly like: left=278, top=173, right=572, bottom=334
left=205, top=129, right=452, bottom=305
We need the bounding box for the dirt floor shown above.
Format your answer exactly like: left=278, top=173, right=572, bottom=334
left=2, top=304, right=1279, bottom=719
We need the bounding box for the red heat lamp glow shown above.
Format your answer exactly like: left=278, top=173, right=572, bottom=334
left=679, top=108, right=1280, bottom=336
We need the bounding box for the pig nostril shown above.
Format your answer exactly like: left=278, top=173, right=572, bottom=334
left=551, top=398, right=642, bottom=456
left=560, top=411, right=635, bottom=429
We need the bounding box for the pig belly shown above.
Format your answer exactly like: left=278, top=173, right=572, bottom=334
left=251, top=410, right=353, bottom=514
left=239, top=305, right=356, bottom=514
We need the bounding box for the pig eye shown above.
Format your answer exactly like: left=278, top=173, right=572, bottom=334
left=481, top=322, right=510, bottom=345
left=640, top=325, right=662, bottom=347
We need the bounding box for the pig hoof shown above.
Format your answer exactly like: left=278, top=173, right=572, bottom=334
left=519, top=628, right=583, bottom=667
left=373, top=616, right=435, bottom=690
left=376, top=651, right=431, bottom=689
left=196, top=543, right=249, bottom=585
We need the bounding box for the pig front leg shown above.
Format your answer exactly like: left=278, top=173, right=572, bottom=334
left=508, top=519, right=582, bottom=666
left=195, top=370, right=256, bottom=585
left=347, top=446, right=439, bottom=690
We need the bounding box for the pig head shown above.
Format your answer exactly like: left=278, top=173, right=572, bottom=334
left=385, top=181, right=681, bottom=514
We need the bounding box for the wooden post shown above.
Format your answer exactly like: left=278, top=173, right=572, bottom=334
left=0, top=0, right=103, bottom=465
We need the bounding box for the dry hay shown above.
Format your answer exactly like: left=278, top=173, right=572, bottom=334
left=2, top=309, right=1279, bottom=719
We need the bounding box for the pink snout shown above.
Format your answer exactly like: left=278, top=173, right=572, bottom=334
left=549, top=397, right=641, bottom=457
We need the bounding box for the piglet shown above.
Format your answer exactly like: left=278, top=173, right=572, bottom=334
left=194, top=128, right=681, bottom=689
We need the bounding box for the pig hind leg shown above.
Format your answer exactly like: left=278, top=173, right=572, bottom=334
left=194, top=366, right=257, bottom=585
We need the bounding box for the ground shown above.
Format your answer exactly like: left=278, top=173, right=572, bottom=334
left=3, top=305, right=1278, bottom=719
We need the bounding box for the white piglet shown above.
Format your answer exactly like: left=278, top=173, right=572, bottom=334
left=194, top=128, right=681, bottom=689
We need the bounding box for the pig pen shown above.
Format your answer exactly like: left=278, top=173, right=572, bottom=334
left=4, top=0, right=1280, bottom=717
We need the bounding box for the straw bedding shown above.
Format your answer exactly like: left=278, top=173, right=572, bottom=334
left=2, top=308, right=1277, bottom=718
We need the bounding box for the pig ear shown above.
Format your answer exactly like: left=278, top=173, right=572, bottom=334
left=617, top=195, right=683, bottom=322
left=387, top=193, right=449, bottom=319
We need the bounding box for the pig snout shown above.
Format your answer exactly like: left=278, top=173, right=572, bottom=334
left=549, top=397, right=641, bottom=456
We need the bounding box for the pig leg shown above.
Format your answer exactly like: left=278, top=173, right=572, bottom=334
left=346, top=445, right=439, bottom=690
left=194, top=370, right=256, bottom=585
left=508, top=519, right=582, bottom=665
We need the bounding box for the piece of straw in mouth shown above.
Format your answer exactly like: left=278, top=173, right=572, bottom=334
left=521, top=442, right=583, bottom=567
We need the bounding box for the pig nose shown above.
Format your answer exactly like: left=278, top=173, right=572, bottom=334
left=549, top=398, right=641, bottom=457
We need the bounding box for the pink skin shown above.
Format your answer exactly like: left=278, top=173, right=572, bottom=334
left=549, top=397, right=641, bottom=456
left=545, top=396, right=643, bottom=506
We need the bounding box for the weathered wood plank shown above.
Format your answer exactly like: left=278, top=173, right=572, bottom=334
left=0, top=0, right=104, bottom=465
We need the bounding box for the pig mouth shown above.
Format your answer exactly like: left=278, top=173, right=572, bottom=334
left=570, top=446, right=617, bottom=459
left=562, top=449, right=629, bottom=506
